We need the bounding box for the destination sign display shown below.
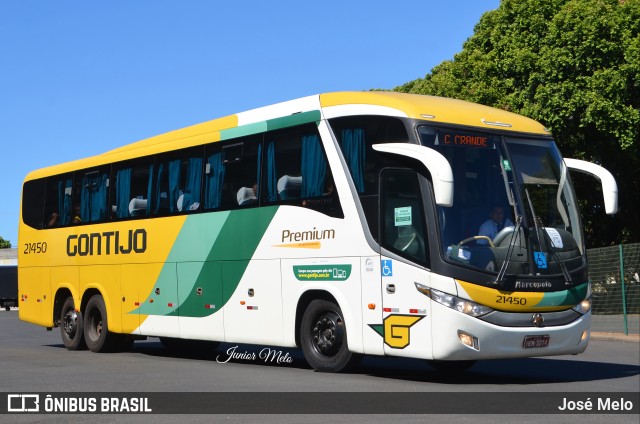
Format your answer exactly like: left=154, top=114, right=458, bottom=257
left=439, top=130, right=496, bottom=149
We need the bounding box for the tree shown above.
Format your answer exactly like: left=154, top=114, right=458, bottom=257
left=396, top=0, right=639, bottom=247
left=0, top=236, right=11, bottom=249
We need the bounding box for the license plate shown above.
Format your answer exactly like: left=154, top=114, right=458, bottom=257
left=523, top=335, right=550, bottom=348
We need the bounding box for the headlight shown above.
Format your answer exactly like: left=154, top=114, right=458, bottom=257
left=415, top=283, right=492, bottom=317
left=572, top=297, right=591, bottom=314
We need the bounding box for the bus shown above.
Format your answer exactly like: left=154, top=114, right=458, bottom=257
left=19, top=91, right=618, bottom=372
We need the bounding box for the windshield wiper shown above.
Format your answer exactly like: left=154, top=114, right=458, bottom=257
left=525, top=188, right=572, bottom=285
left=495, top=215, right=522, bottom=287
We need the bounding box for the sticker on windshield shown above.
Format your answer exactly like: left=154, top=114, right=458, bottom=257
left=534, top=252, right=547, bottom=269
left=394, top=207, right=412, bottom=227
left=502, top=159, right=512, bottom=171
left=544, top=228, right=563, bottom=248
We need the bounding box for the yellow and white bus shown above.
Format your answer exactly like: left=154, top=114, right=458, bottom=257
left=19, top=92, right=618, bottom=372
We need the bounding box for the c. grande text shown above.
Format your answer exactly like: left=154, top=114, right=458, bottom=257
left=67, top=229, right=147, bottom=256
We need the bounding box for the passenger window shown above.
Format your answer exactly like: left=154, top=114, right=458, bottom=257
left=380, top=169, right=428, bottom=266
left=112, top=159, right=153, bottom=219
left=153, top=147, right=204, bottom=215
left=43, top=173, right=74, bottom=227
left=76, top=168, right=110, bottom=224
left=263, top=124, right=342, bottom=218
left=22, top=179, right=46, bottom=229
left=222, top=137, right=261, bottom=209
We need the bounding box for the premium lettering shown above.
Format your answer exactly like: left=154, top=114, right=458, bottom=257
left=67, top=229, right=147, bottom=256
left=281, top=227, right=335, bottom=243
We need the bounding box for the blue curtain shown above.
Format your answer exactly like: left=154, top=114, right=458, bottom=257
left=146, top=164, right=154, bottom=216
left=168, top=159, right=181, bottom=213
left=116, top=168, right=132, bottom=218
left=182, top=157, right=202, bottom=211
left=204, top=153, right=225, bottom=209
left=80, top=173, right=107, bottom=222
left=266, top=142, right=277, bottom=202
left=301, top=134, right=326, bottom=198
left=58, top=179, right=72, bottom=225
left=341, top=128, right=365, bottom=193
left=154, top=163, right=164, bottom=214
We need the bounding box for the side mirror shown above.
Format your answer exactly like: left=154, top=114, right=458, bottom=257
left=564, top=158, right=618, bottom=215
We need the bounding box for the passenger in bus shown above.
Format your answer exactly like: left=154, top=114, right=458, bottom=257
left=477, top=205, right=512, bottom=244
left=46, top=212, right=59, bottom=227
left=72, top=204, right=82, bottom=224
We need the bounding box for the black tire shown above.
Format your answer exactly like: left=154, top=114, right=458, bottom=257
left=427, top=360, right=477, bottom=373
left=300, top=299, right=357, bottom=373
left=60, top=296, right=86, bottom=350
left=83, top=294, right=118, bottom=352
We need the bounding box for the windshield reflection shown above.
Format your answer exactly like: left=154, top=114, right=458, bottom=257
left=418, top=126, right=585, bottom=280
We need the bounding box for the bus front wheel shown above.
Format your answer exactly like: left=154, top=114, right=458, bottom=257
left=300, top=299, right=357, bottom=373
left=84, top=294, right=118, bottom=353
left=61, top=296, right=86, bottom=351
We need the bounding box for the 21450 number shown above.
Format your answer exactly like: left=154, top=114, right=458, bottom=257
left=24, top=242, right=47, bottom=254
left=496, top=295, right=527, bottom=305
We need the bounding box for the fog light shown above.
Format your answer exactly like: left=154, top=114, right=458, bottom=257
left=580, top=330, right=588, bottom=343
left=458, top=331, right=479, bottom=350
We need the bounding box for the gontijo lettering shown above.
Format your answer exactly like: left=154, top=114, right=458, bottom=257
left=67, top=229, right=147, bottom=256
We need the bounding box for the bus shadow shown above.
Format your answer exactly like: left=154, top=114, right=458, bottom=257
left=46, top=339, right=640, bottom=384
left=353, top=356, right=640, bottom=385
left=130, top=339, right=640, bottom=385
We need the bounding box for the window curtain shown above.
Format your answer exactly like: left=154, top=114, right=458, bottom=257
left=182, top=157, right=202, bottom=211
left=58, top=179, right=72, bottom=225
left=266, top=141, right=277, bottom=202
left=154, top=163, right=164, bottom=214
left=146, top=164, right=154, bottom=216
left=80, top=173, right=108, bottom=222
left=168, top=159, right=181, bottom=213
left=115, top=168, right=132, bottom=218
left=255, top=144, right=262, bottom=200
left=301, top=134, right=326, bottom=198
left=204, top=152, right=225, bottom=209
left=341, top=128, right=366, bottom=193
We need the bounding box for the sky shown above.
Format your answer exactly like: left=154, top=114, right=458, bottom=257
left=0, top=0, right=500, bottom=246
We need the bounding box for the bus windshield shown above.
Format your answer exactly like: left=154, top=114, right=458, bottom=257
left=418, top=126, right=585, bottom=281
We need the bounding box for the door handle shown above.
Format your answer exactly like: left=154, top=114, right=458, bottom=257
left=386, top=284, right=396, bottom=294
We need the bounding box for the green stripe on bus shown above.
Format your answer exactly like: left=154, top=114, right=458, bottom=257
left=136, top=206, right=279, bottom=318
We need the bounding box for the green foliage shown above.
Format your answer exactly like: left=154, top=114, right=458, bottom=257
left=0, top=236, right=11, bottom=249
left=397, top=0, right=640, bottom=247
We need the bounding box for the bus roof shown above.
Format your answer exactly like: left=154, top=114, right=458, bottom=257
left=25, top=91, right=548, bottom=180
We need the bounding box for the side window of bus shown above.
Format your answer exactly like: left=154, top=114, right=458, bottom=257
left=111, top=160, right=153, bottom=220
left=43, top=173, right=75, bottom=227
left=329, top=116, right=409, bottom=196
left=380, top=169, right=429, bottom=266
left=74, top=168, right=110, bottom=224
left=22, top=179, right=46, bottom=229
left=217, top=135, right=261, bottom=210
left=263, top=125, right=343, bottom=218
left=152, top=147, right=204, bottom=215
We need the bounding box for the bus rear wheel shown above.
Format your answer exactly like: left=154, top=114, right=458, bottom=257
left=300, top=299, right=357, bottom=373
left=84, top=294, right=119, bottom=352
left=60, top=296, right=86, bottom=350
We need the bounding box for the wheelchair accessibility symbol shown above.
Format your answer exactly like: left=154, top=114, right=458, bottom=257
left=534, top=251, right=547, bottom=269
left=381, top=260, right=393, bottom=277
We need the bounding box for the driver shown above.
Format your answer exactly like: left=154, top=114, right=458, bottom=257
left=477, top=205, right=513, bottom=244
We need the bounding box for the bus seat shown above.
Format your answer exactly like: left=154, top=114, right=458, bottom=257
left=237, top=187, right=257, bottom=206
left=129, top=198, right=148, bottom=217
left=277, top=175, right=302, bottom=200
